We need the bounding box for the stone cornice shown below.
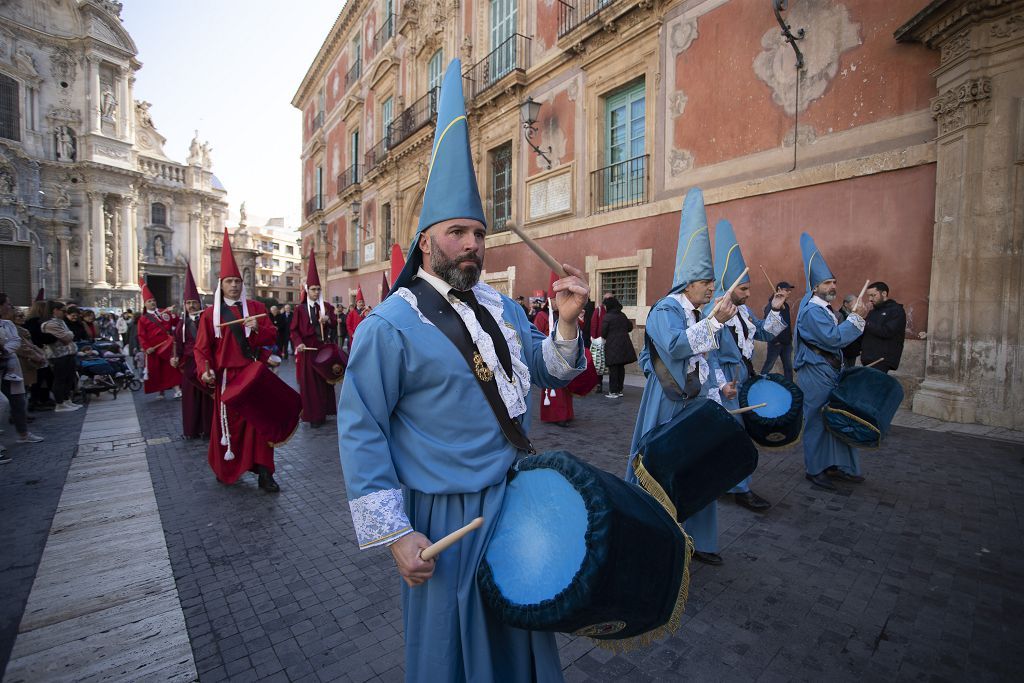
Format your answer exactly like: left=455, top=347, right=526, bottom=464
left=291, top=0, right=365, bottom=109
left=931, top=77, right=993, bottom=137
left=895, top=0, right=1024, bottom=46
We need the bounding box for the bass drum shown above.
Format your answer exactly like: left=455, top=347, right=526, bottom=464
left=824, top=366, right=904, bottom=448
left=737, top=374, right=803, bottom=448
left=220, top=361, right=302, bottom=447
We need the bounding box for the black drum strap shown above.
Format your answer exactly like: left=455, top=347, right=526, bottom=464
left=220, top=303, right=258, bottom=361
left=646, top=332, right=701, bottom=402
left=734, top=315, right=758, bottom=379
left=408, top=279, right=535, bottom=454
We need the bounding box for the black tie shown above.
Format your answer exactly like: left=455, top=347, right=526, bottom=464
left=693, top=307, right=702, bottom=323
left=684, top=305, right=703, bottom=397
left=450, top=289, right=514, bottom=379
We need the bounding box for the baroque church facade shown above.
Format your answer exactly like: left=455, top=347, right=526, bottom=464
left=0, top=0, right=229, bottom=309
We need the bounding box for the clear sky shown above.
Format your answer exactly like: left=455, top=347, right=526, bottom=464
left=121, top=0, right=344, bottom=229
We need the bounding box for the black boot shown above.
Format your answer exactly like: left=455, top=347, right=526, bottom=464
left=257, top=466, right=280, bottom=492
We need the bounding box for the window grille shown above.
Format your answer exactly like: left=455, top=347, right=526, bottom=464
left=600, top=269, right=638, bottom=306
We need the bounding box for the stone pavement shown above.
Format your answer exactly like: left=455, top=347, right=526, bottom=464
left=2, top=358, right=1022, bottom=682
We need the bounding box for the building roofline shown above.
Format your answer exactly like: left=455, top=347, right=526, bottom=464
left=291, top=0, right=364, bottom=109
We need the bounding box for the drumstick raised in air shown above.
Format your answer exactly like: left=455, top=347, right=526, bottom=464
left=419, top=517, right=484, bottom=561
left=217, top=313, right=267, bottom=328
left=507, top=223, right=567, bottom=278
left=853, top=279, right=870, bottom=311
left=865, top=357, right=885, bottom=368
left=760, top=265, right=776, bottom=291
left=729, top=402, right=768, bottom=415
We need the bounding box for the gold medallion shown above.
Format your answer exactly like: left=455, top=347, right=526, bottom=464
left=473, top=352, right=494, bottom=382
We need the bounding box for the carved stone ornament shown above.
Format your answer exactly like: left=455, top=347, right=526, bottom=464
left=669, top=18, right=699, bottom=55
left=940, top=28, right=971, bottom=63
left=990, top=13, right=1024, bottom=39
left=931, top=76, right=992, bottom=137
left=668, top=149, right=694, bottom=177
left=49, top=47, right=78, bottom=88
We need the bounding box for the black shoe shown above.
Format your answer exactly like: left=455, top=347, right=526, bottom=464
left=805, top=472, right=836, bottom=490
left=734, top=490, right=771, bottom=511
left=555, top=421, right=571, bottom=428
left=692, top=551, right=723, bottom=566
left=257, top=467, right=280, bottom=493
left=826, top=468, right=865, bottom=483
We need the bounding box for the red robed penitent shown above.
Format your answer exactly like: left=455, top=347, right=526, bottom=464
left=137, top=310, right=182, bottom=393
left=533, top=309, right=575, bottom=423
left=173, top=312, right=214, bottom=438
left=290, top=300, right=338, bottom=424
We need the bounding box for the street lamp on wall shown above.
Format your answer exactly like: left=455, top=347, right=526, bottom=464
left=520, top=96, right=553, bottom=170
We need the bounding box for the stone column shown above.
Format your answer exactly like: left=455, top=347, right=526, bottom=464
left=126, top=72, right=136, bottom=142
left=57, top=228, right=71, bottom=299
left=88, top=56, right=102, bottom=134
left=121, top=199, right=136, bottom=287
left=897, top=0, right=1024, bottom=429
left=88, top=192, right=107, bottom=286
left=188, top=210, right=202, bottom=266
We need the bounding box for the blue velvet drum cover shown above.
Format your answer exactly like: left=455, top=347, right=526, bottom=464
left=738, top=373, right=804, bottom=448
left=823, top=366, right=904, bottom=448
left=478, top=451, right=692, bottom=647
left=632, top=398, right=759, bottom=522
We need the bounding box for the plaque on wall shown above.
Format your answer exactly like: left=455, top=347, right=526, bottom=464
left=527, top=168, right=573, bottom=222
left=363, top=242, right=375, bottom=264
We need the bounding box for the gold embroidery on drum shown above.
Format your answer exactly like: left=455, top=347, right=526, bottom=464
left=473, top=352, right=494, bottom=382
left=574, top=621, right=626, bottom=637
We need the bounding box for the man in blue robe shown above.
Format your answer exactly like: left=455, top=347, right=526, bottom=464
left=627, top=188, right=737, bottom=566
left=337, top=60, right=588, bottom=682
left=794, top=233, right=870, bottom=490
left=706, top=220, right=789, bottom=511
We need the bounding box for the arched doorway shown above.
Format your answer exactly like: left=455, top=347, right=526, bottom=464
left=0, top=219, right=30, bottom=305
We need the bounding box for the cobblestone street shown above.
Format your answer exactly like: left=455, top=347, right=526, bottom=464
left=2, top=358, right=1021, bottom=682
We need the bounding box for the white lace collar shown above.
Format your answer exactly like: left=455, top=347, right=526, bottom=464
left=809, top=295, right=838, bottom=324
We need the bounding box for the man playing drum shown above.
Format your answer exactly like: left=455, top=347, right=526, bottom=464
left=628, top=188, right=738, bottom=567
left=171, top=263, right=213, bottom=439
left=137, top=278, right=182, bottom=399
left=195, top=229, right=282, bottom=493
left=291, top=250, right=338, bottom=428
left=706, top=220, right=788, bottom=511
left=337, top=60, right=588, bottom=682
left=794, top=233, right=870, bottom=490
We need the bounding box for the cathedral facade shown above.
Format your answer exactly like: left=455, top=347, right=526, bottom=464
left=0, top=0, right=228, bottom=309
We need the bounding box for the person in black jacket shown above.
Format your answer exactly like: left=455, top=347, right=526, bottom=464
left=599, top=297, right=637, bottom=398
left=759, top=281, right=795, bottom=380
left=861, top=282, right=905, bottom=373
left=276, top=304, right=293, bottom=359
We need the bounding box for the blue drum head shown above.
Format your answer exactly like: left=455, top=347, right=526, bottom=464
left=485, top=469, right=588, bottom=605
left=745, top=378, right=793, bottom=419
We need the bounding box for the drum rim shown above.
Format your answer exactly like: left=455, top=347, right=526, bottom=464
left=738, top=373, right=803, bottom=426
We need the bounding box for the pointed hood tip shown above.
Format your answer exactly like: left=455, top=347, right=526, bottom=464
left=183, top=263, right=200, bottom=302
left=800, top=231, right=835, bottom=291
left=219, top=228, right=241, bottom=281
left=712, top=218, right=749, bottom=295
left=670, top=187, right=714, bottom=294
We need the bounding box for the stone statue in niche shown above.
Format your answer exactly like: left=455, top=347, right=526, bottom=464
left=0, top=168, right=13, bottom=194
left=55, top=126, right=77, bottom=161
left=239, top=201, right=247, bottom=226
left=243, top=267, right=252, bottom=288
left=55, top=185, right=71, bottom=208
left=103, top=206, right=114, bottom=237
left=153, top=234, right=166, bottom=258
left=105, top=241, right=115, bottom=279
left=187, top=131, right=201, bottom=165
left=46, top=252, right=54, bottom=271
left=135, top=100, right=154, bottom=128
left=101, top=83, right=117, bottom=119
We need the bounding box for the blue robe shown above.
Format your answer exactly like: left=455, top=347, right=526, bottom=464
left=338, top=282, right=584, bottom=683
left=711, top=305, right=786, bottom=493
left=793, top=297, right=865, bottom=476
left=627, top=295, right=724, bottom=553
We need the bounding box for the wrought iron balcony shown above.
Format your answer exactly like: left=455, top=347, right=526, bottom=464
left=337, top=163, right=361, bottom=195
left=305, top=195, right=323, bottom=218
left=345, top=58, right=362, bottom=91
left=372, top=14, right=397, bottom=56
left=365, top=135, right=391, bottom=174
left=557, top=0, right=617, bottom=38
left=342, top=250, right=359, bottom=271
left=387, top=86, right=439, bottom=148
left=590, top=154, right=649, bottom=214
left=464, top=34, right=531, bottom=99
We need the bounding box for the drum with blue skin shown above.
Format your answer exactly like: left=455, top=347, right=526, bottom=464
left=824, top=366, right=904, bottom=448
left=738, top=373, right=804, bottom=448
left=478, top=451, right=691, bottom=647
left=633, top=398, right=759, bottom=523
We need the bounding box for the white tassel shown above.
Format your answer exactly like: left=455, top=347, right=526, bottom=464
left=544, top=388, right=552, bottom=406
left=219, top=373, right=234, bottom=460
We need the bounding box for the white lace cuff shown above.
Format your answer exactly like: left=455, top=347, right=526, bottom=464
left=764, top=309, right=787, bottom=336
left=685, top=317, right=720, bottom=355
left=542, top=331, right=582, bottom=381
left=349, top=488, right=412, bottom=549
left=845, top=313, right=865, bottom=332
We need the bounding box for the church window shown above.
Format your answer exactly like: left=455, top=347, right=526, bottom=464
left=0, top=74, right=20, bottom=142
left=151, top=202, right=167, bottom=226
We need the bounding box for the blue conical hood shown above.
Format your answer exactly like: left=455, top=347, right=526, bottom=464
left=391, top=59, right=485, bottom=293
left=670, top=188, right=715, bottom=294
left=712, top=219, right=749, bottom=297
left=800, top=232, right=835, bottom=291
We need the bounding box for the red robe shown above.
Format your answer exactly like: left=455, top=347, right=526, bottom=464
left=173, top=312, right=214, bottom=439
left=533, top=310, right=574, bottom=423
left=193, top=300, right=279, bottom=484
left=290, top=299, right=338, bottom=424
left=137, top=310, right=182, bottom=394
left=346, top=307, right=367, bottom=343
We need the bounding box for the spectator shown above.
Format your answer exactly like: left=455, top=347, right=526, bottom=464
left=11, top=309, right=47, bottom=399
left=759, top=281, right=795, bottom=381
left=861, top=282, right=906, bottom=373
left=81, top=309, right=99, bottom=341
left=276, top=304, right=293, bottom=359
left=65, top=305, right=88, bottom=342
left=98, top=312, right=117, bottom=340
left=24, top=300, right=56, bottom=411
left=335, top=304, right=349, bottom=352
left=117, top=310, right=131, bottom=347
left=40, top=301, right=82, bottom=412
left=837, top=294, right=862, bottom=365
left=600, top=296, right=637, bottom=399
left=0, top=295, right=44, bottom=445
left=127, top=311, right=142, bottom=355
left=590, top=293, right=612, bottom=393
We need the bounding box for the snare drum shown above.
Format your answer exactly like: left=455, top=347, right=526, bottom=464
left=824, top=366, right=903, bottom=448
left=478, top=450, right=691, bottom=649
left=220, top=361, right=302, bottom=446
left=312, top=344, right=347, bottom=384
left=737, top=374, right=804, bottom=448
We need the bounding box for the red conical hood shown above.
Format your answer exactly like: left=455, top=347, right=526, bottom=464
left=34, top=288, right=44, bottom=302
left=389, top=243, right=405, bottom=291
left=139, top=277, right=156, bottom=304
left=356, top=284, right=365, bottom=303
left=381, top=271, right=390, bottom=302
left=219, top=228, right=241, bottom=280
left=306, top=249, right=321, bottom=288
left=183, top=263, right=200, bottom=302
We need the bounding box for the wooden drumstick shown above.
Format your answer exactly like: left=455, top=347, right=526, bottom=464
left=217, top=313, right=267, bottom=328
left=760, top=265, right=776, bottom=292
left=508, top=223, right=567, bottom=278
left=853, top=279, right=870, bottom=311
left=419, top=517, right=484, bottom=561
left=729, top=402, right=768, bottom=415
left=300, top=347, right=319, bottom=352
left=865, top=357, right=885, bottom=368
left=710, top=267, right=750, bottom=317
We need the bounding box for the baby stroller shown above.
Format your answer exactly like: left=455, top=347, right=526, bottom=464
left=75, top=342, right=142, bottom=403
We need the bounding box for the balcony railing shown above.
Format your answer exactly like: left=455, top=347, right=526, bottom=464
left=139, top=157, right=186, bottom=184
left=372, top=14, right=396, bottom=56
left=342, top=250, right=359, bottom=271
left=590, top=154, right=649, bottom=214
left=337, top=163, right=361, bottom=195
left=464, top=33, right=531, bottom=99
left=345, top=58, right=362, bottom=91
left=557, top=0, right=617, bottom=38
left=305, top=195, right=323, bottom=218
left=387, top=86, right=439, bottom=148
left=365, top=135, right=391, bottom=173
left=312, top=110, right=324, bottom=132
